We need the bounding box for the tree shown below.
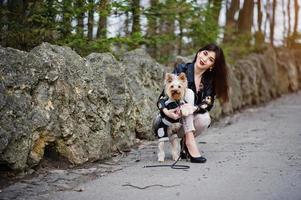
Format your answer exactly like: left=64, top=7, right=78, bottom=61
left=145, top=0, right=159, bottom=58
left=293, top=0, right=299, bottom=37
left=223, top=0, right=240, bottom=42
left=157, top=0, right=177, bottom=62
left=131, top=0, right=141, bottom=34
left=88, top=0, right=95, bottom=40
left=287, top=0, right=291, bottom=38
left=209, top=0, right=222, bottom=25
left=255, top=0, right=264, bottom=46
left=237, top=0, right=254, bottom=34
left=237, top=0, right=254, bottom=45
left=97, top=0, right=109, bottom=39
left=282, top=0, right=287, bottom=40
left=75, top=0, right=85, bottom=37
left=61, top=0, right=73, bottom=37
left=288, top=0, right=300, bottom=47
left=269, top=0, right=276, bottom=46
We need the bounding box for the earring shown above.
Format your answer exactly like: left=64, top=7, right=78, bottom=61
left=209, top=67, right=212, bottom=72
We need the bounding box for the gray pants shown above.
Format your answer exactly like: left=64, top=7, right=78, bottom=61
left=153, top=89, right=211, bottom=138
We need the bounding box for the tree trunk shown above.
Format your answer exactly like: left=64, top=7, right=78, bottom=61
left=223, top=0, right=240, bottom=42
left=124, top=11, right=131, bottom=36
left=287, top=0, right=291, bottom=37
left=282, top=0, right=287, bottom=40
left=76, top=0, right=85, bottom=37
left=237, top=0, right=254, bottom=34
left=270, top=0, right=276, bottom=46
left=96, top=0, right=108, bottom=39
left=225, top=0, right=240, bottom=28
left=131, top=0, right=141, bottom=34
left=255, top=0, right=264, bottom=46
left=293, top=0, right=299, bottom=36
left=158, top=0, right=175, bottom=62
left=146, top=0, right=158, bottom=58
left=88, top=0, right=94, bottom=40
left=62, top=0, right=72, bottom=37
left=264, top=0, right=270, bottom=39
left=257, top=0, right=263, bottom=32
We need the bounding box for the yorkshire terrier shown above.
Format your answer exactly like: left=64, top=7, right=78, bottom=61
left=156, top=72, right=189, bottom=162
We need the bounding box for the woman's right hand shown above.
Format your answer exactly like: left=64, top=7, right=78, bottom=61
left=162, top=108, right=181, bottom=120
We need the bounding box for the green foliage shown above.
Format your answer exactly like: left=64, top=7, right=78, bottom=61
left=56, top=35, right=112, bottom=57
left=0, top=0, right=224, bottom=64
left=187, top=4, right=220, bottom=52
left=221, top=33, right=258, bottom=64
left=1, top=1, right=57, bottom=50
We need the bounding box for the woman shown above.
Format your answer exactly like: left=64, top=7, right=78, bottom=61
left=154, top=43, right=229, bottom=163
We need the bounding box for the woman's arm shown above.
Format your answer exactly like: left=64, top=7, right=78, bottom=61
left=195, top=78, right=215, bottom=113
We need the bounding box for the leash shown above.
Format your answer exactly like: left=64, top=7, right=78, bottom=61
left=143, top=150, right=190, bottom=170
left=143, top=137, right=190, bottom=170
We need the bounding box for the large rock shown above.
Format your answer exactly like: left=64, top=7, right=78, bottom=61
left=276, top=48, right=299, bottom=93
left=0, top=43, right=164, bottom=170
left=121, top=49, right=164, bottom=139
left=293, top=49, right=301, bottom=87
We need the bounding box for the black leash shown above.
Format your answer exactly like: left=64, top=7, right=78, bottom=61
left=143, top=143, right=190, bottom=170
left=143, top=156, right=190, bottom=170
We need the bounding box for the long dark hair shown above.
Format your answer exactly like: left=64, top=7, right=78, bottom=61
left=193, top=43, right=229, bottom=103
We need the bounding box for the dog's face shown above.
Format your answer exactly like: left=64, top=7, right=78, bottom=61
left=164, top=72, right=188, bottom=101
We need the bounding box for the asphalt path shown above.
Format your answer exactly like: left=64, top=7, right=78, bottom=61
left=51, top=91, right=301, bottom=200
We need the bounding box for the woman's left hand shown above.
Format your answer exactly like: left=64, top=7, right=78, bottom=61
left=180, top=103, right=197, bottom=117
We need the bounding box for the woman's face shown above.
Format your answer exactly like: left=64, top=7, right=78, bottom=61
left=195, top=50, right=216, bottom=71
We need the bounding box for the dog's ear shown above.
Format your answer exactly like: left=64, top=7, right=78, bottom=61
left=165, top=73, right=173, bottom=84
left=178, top=72, right=187, bottom=82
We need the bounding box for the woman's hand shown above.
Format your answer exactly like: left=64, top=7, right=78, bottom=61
left=162, top=108, right=181, bottom=120
left=180, top=103, right=197, bottom=117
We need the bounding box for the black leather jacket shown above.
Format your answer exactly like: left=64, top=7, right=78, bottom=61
left=157, top=62, right=215, bottom=114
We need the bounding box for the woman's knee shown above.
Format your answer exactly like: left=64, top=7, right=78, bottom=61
left=197, top=112, right=211, bottom=127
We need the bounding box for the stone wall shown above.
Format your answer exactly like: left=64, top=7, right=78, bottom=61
left=0, top=43, right=300, bottom=170
left=209, top=47, right=301, bottom=119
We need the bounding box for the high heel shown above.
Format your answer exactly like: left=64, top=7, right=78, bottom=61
left=189, top=155, right=207, bottom=163
left=183, top=140, right=207, bottom=163
left=180, top=138, right=188, bottom=159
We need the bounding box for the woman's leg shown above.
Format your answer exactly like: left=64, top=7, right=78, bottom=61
left=193, top=112, right=211, bottom=137
left=182, top=89, right=201, bottom=157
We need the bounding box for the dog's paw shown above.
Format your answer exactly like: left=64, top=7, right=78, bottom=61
left=158, top=152, right=165, bottom=162
left=158, top=157, right=165, bottom=162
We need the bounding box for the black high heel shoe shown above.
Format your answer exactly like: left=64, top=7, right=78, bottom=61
left=182, top=139, right=207, bottom=163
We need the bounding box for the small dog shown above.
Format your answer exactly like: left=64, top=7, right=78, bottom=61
left=156, top=72, right=189, bottom=162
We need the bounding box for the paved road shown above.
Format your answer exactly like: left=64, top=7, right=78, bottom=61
left=1, top=91, right=301, bottom=200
